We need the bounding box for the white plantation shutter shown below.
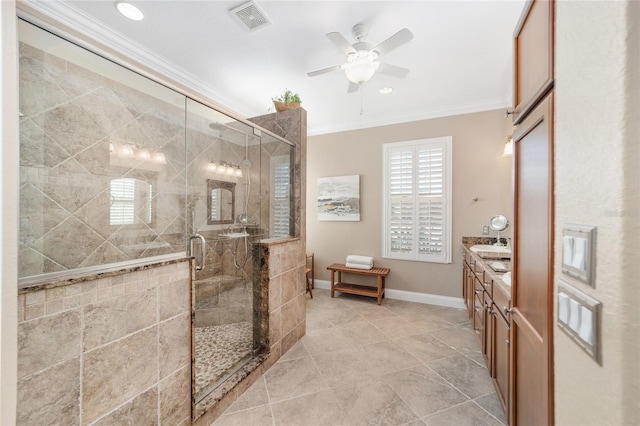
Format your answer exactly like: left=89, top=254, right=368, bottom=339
left=271, top=156, right=291, bottom=237
left=110, top=178, right=136, bottom=225
left=110, top=178, right=153, bottom=226
left=383, top=137, right=451, bottom=263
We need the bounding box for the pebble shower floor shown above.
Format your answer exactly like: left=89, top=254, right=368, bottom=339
left=194, top=321, right=253, bottom=395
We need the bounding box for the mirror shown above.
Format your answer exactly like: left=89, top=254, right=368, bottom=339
left=489, top=215, right=509, bottom=232
left=207, top=180, right=235, bottom=224
left=489, top=215, right=509, bottom=247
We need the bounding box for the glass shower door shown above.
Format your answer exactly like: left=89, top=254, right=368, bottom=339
left=185, top=99, right=263, bottom=403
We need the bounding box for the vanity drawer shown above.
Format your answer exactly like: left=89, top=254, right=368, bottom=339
left=493, top=284, right=511, bottom=322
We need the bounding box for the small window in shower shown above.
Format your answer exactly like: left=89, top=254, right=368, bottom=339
left=270, top=155, right=291, bottom=237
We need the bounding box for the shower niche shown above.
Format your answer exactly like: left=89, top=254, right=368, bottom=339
left=185, top=99, right=294, bottom=417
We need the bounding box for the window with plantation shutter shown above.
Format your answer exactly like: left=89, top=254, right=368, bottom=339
left=383, top=137, right=452, bottom=263
left=270, top=155, right=292, bottom=237
left=110, top=178, right=154, bottom=226
left=110, top=178, right=136, bottom=225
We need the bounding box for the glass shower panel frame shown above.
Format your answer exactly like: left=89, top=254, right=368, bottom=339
left=185, top=99, right=264, bottom=405
left=17, top=19, right=188, bottom=284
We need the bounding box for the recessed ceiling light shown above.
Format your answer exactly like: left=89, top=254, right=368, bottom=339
left=115, top=2, right=144, bottom=21
left=379, top=87, right=393, bottom=95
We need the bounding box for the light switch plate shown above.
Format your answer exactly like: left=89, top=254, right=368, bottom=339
left=557, top=279, right=602, bottom=364
left=562, top=224, right=596, bottom=287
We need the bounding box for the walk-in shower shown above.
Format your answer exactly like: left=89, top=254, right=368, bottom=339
left=16, top=17, right=294, bottom=422
left=186, top=100, right=293, bottom=406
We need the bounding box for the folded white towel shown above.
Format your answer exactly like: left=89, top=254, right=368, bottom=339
left=345, top=262, right=373, bottom=270
left=345, top=255, right=374, bottom=266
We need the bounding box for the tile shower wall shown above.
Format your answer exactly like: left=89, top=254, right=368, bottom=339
left=17, top=260, right=191, bottom=425
left=192, top=237, right=307, bottom=425
left=19, top=29, right=187, bottom=278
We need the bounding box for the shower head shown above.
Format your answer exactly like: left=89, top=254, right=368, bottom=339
left=209, top=122, right=226, bottom=132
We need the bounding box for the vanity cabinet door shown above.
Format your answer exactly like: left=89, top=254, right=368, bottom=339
left=492, top=307, right=510, bottom=414
left=513, top=0, right=554, bottom=124
left=463, top=260, right=476, bottom=320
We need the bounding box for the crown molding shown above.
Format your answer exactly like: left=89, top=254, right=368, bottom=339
left=308, top=98, right=512, bottom=136
left=16, top=0, right=248, bottom=118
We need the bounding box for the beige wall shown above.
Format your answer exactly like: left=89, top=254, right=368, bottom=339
left=554, top=1, right=639, bottom=424
left=307, top=109, right=513, bottom=298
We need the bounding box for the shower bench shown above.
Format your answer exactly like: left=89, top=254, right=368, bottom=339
left=327, top=264, right=390, bottom=305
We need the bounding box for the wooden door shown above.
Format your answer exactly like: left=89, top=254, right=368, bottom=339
left=511, top=94, right=554, bottom=426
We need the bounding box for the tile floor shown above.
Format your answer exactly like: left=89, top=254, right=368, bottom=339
left=212, top=289, right=507, bottom=426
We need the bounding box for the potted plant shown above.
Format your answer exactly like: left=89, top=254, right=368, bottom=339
left=272, top=89, right=301, bottom=112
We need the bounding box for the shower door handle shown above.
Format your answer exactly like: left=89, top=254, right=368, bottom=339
left=189, top=234, right=206, bottom=271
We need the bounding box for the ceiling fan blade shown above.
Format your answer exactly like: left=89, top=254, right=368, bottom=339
left=373, top=28, right=414, bottom=56
left=347, top=82, right=360, bottom=93
left=378, top=63, right=410, bottom=78
left=307, top=65, right=342, bottom=77
left=326, top=32, right=357, bottom=55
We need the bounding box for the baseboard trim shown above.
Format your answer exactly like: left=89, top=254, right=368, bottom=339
left=312, top=279, right=465, bottom=309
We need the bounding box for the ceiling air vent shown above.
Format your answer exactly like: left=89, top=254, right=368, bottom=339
left=229, top=1, right=271, bottom=32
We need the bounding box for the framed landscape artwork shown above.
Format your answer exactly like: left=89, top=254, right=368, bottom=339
left=317, top=175, right=360, bottom=221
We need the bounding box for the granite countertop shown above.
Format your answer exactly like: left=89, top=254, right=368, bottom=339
left=462, top=237, right=512, bottom=297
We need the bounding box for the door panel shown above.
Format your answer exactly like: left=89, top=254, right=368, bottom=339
left=511, top=93, right=554, bottom=426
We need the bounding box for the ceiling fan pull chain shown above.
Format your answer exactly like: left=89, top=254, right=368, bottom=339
left=360, top=84, right=364, bottom=115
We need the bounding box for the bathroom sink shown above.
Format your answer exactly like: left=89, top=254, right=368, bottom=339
left=470, top=244, right=511, bottom=259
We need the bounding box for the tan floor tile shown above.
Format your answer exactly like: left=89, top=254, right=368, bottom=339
left=302, top=326, right=353, bottom=355
left=382, top=365, right=468, bottom=417
left=423, top=401, right=503, bottom=426
left=264, top=356, right=328, bottom=402
left=271, top=389, right=348, bottom=426
left=331, top=377, right=419, bottom=426
left=313, top=347, right=375, bottom=388
left=213, top=404, right=273, bottom=426
left=225, top=377, right=269, bottom=414
left=428, top=324, right=481, bottom=353
left=395, top=332, right=459, bottom=363
left=337, top=320, right=389, bottom=347
left=216, top=289, right=508, bottom=426
left=426, top=355, right=495, bottom=399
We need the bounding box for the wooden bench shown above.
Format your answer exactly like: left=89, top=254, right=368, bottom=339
left=327, top=263, right=391, bottom=305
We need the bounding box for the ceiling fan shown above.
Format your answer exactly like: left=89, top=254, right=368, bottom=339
left=307, top=24, right=413, bottom=93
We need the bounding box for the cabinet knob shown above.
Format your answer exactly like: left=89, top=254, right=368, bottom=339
left=503, top=306, right=513, bottom=315
left=505, top=109, right=516, bottom=117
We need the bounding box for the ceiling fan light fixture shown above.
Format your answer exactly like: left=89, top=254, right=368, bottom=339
left=344, top=60, right=380, bottom=84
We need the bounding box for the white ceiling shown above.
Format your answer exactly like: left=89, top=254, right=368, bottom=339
left=23, top=0, right=526, bottom=135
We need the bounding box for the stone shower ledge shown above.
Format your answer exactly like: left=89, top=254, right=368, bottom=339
left=258, top=236, right=300, bottom=246
left=18, top=253, right=190, bottom=294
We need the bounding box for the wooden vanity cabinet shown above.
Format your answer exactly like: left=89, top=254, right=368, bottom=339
left=512, top=0, right=554, bottom=124
left=490, top=302, right=510, bottom=412
left=462, top=245, right=511, bottom=420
